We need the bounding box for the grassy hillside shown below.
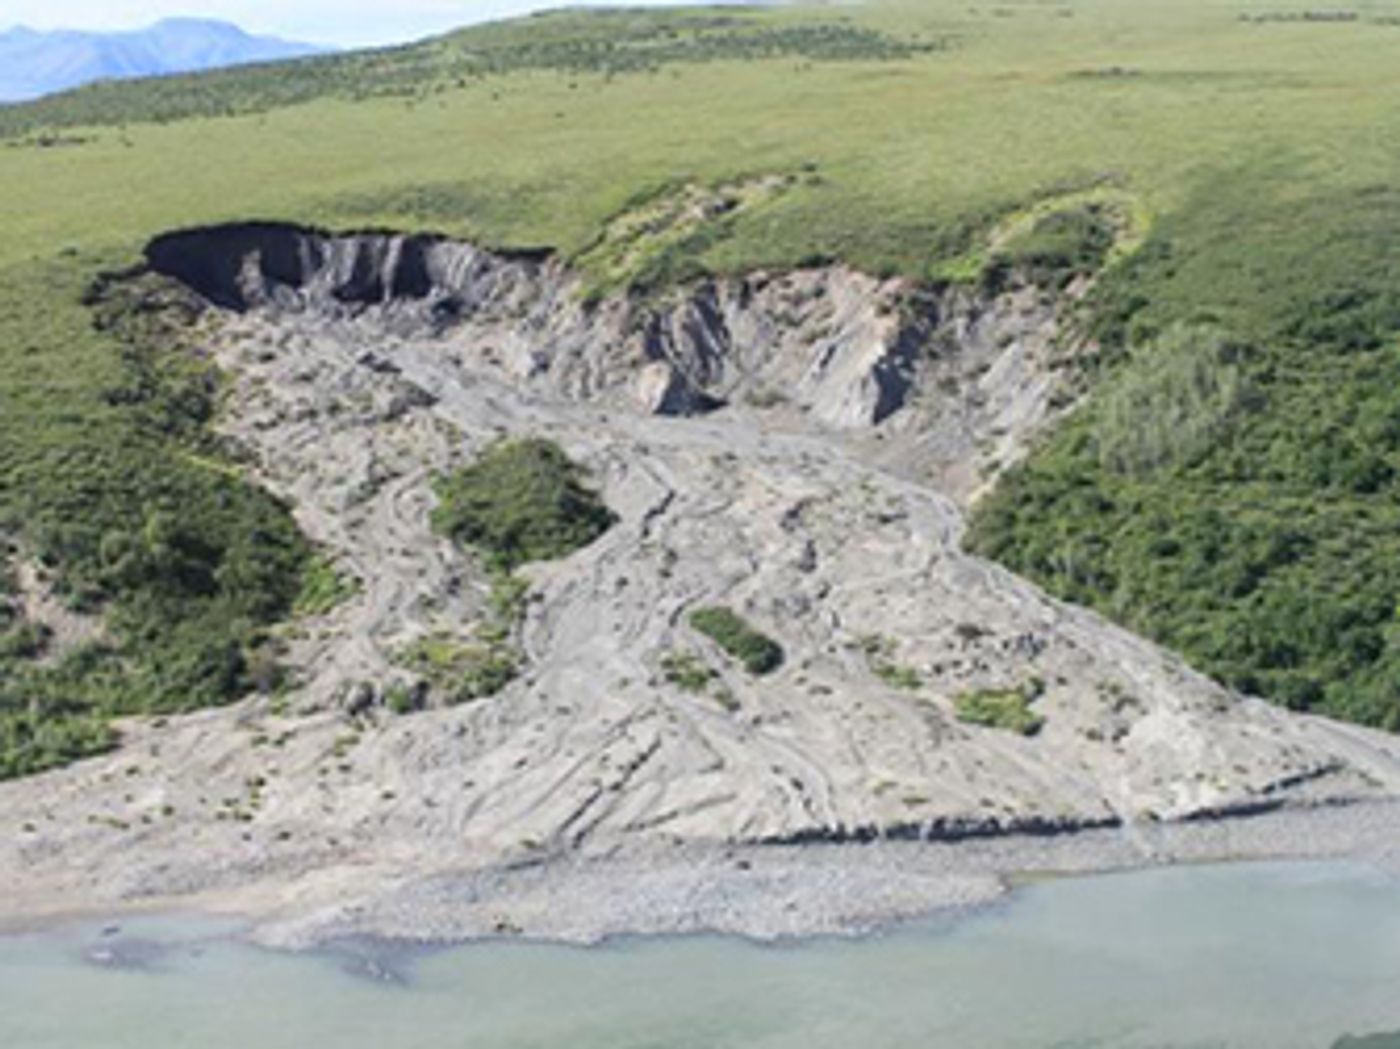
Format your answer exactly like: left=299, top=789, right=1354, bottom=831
left=4, top=0, right=1400, bottom=772
left=0, top=9, right=930, bottom=135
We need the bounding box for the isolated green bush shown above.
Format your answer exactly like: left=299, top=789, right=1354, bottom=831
left=431, top=438, right=615, bottom=571
left=689, top=607, right=784, bottom=675
left=954, top=681, right=1045, bottom=736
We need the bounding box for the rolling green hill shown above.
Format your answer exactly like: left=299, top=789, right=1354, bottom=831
left=4, top=0, right=1400, bottom=774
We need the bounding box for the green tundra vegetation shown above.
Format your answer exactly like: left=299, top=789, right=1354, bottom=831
left=953, top=681, right=1046, bottom=736
left=4, top=0, right=1400, bottom=775
left=0, top=11, right=935, bottom=140
left=430, top=438, right=615, bottom=572
left=0, top=265, right=312, bottom=777
left=689, top=607, right=785, bottom=676
left=968, top=181, right=1400, bottom=729
left=980, top=203, right=1119, bottom=293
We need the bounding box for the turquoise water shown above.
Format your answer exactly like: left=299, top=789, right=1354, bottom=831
left=3, top=862, right=1400, bottom=1049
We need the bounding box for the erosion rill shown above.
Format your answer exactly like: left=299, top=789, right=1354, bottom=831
left=5, top=222, right=1400, bottom=944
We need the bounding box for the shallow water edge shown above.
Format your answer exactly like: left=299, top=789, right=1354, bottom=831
left=6, top=797, right=1400, bottom=951
left=5, top=859, right=1400, bottom=1049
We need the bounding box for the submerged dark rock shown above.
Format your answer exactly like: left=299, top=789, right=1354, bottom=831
left=84, top=936, right=169, bottom=970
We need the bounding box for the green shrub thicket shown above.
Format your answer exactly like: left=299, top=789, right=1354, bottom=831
left=421, top=438, right=614, bottom=706
left=953, top=681, right=1045, bottom=736
left=689, top=607, right=784, bottom=675
left=969, top=182, right=1400, bottom=729
left=0, top=261, right=314, bottom=777
left=431, top=438, right=615, bottom=572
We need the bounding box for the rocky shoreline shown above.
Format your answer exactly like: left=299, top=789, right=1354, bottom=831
left=5, top=797, right=1398, bottom=951
left=253, top=798, right=1400, bottom=948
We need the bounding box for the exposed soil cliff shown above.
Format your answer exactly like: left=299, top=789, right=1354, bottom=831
left=145, top=222, right=1068, bottom=479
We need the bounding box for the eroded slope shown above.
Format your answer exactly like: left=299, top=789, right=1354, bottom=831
left=5, top=224, right=1400, bottom=940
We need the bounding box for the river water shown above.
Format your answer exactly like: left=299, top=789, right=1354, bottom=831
left=3, top=861, right=1399, bottom=1049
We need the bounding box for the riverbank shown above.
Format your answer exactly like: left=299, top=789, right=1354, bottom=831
left=263, top=799, right=1400, bottom=949
left=6, top=798, right=1400, bottom=950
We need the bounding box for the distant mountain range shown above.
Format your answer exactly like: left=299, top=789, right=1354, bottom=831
left=0, top=18, right=326, bottom=103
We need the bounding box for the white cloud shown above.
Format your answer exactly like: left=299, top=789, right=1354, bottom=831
left=1, top=0, right=693, bottom=47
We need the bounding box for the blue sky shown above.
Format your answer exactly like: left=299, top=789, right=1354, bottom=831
left=2, top=1, right=693, bottom=47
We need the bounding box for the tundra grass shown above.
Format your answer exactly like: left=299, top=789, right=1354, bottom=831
left=4, top=0, right=1400, bottom=771
left=2, top=0, right=1399, bottom=277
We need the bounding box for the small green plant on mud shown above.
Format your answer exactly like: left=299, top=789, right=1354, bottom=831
left=854, top=633, right=922, bottom=691
left=661, top=650, right=718, bottom=693
left=953, top=678, right=1046, bottom=736
left=397, top=633, right=518, bottom=704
